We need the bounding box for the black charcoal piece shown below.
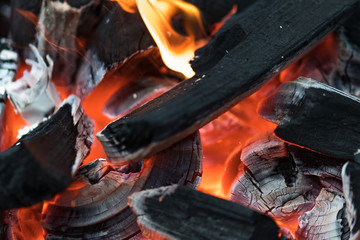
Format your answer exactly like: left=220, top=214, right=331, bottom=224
left=230, top=133, right=347, bottom=221
left=0, top=95, right=93, bottom=209
left=129, top=184, right=280, bottom=240
left=259, top=77, right=360, bottom=160
left=342, top=161, right=360, bottom=240
left=97, top=0, right=359, bottom=164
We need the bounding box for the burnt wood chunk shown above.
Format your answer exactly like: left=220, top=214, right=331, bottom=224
left=129, top=185, right=280, bottom=240
left=97, top=0, right=359, bottom=164
left=295, top=188, right=349, bottom=240
left=0, top=95, right=93, bottom=209
left=42, top=132, right=202, bottom=240
left=230, top=133, right=347, bottom=222
left=36, top=0, right=100, bottom=86
left=342, top=161, right=360, bottom=240
left=329, top=29, right=360, bottom=96
left=259, top=77, right=360, bottom=160
left=9, top=0, right=42, bottom=48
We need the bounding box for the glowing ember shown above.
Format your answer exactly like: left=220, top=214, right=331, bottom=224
left=113, top=0, right=208, bottom=78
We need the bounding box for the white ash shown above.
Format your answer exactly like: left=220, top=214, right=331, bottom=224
left=0, top=38, right=18, bottom=98
left=5, top=44, right=61, bottom=125
left=296, top=188, right=349, bottom=240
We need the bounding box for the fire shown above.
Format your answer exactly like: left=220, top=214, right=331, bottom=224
left=113, top=0, right=208, bottom=78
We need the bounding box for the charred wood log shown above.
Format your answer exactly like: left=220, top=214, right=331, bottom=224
left=41, top=132, right=202, bottom=240
left=342, top=161, right=360, bottom=240
left=0, top=95, right=93, bottom=209
left=75, top=2, right=155, bottom=89
left=328, top=29, right=360, bottom=96
left=295, top=188, right=350, bottom=240
left=97, top=0, right=359, bottom=164
left=36, top=0, right=102, bottom=86
left=259, top=77, right=360, bottom=160
left=129, top=184, right=280, bottom=240
left=9, top=0, right=42, bottom=49
left=230, top=133, right=346, bottom=222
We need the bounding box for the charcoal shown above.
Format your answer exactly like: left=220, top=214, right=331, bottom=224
left=97, top=0, right=359, bottom=164
left=9, top=0, right=42, bottom=49
left=0, top=1, right=10, bottom=38
left=103, top=75, right=177, bottom=118
left=0, top=95, right=93, bottom=209
left=329, top=30, right=360, bottom=96
left=230, top=133, right=347, bottom=222
left=184, top=0, right=253, bottom=33
left=259, top=77, right=360, bottom=160
left=36, top=0, right=102, bottom=86
left=342, top=161, right=360, bottom=240
left=295, top=188, right=350, bottom=240
left=42, top=132, right=202, bottom=240
left=129, top=184, right=280, bottom=240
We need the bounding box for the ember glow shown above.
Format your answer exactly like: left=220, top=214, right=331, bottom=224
left=114, top=0, right=208, bottom=78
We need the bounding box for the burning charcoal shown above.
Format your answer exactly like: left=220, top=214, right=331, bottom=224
left=128, top=184, right=280, bottom=240
left=9, top=0, right=42, bottom=49
left=75, top=2, right=155, bottom=92
left=230, top=134, right=321, bottom=222
left=103, top=75, right=177, bottom=118
left=36, top=0, right=101, bottom=86
left=0, top=95, right=93, bottom=209
left=259, top=77, right=360, bottom=160
left=342, top=161, right=360, bottom=240
left=288, top=144, right=346, bottom=193
left=230, top=133, right=346, bottom=222
left=329, top=7, right=360, bottom=96
left=97, top=0, right=358, bottom=164
left=328, top=30, right=360, bottom=96
left=41, top=132, right=202, bottom=240
left=183, top=0, right=237, bottom=32
left=295, top=188, right=350, bottom=240
left=5, top=45, right=61, bottom=125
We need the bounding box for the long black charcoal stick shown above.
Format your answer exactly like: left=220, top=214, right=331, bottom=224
left=129, top=185, right=280, bottom=240
left=97, top=0, right=360, bottom=164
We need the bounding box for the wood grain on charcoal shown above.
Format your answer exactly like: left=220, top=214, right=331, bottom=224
left=129, top=185, right=280, bottom=240
left=0, top=96, right=93, bottom=209
left=259, top=77, right=360, bottom=160
left=42, top=132, right=202, bottom=240
left=342, top=161, right=360, bottom=240
left=230, top=133, right=347, bottom=222
left=295, top=188, right=349, bottom=240
left=97, top=0, right=359, bottom=164
left=329, top=30, right=360, bottom=96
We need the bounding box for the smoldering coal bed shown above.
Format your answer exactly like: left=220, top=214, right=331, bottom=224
left=1, top=0, right=360, bottom=239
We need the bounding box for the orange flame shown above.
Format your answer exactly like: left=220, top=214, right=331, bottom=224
left=114, top=0, right=208, bottom=78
